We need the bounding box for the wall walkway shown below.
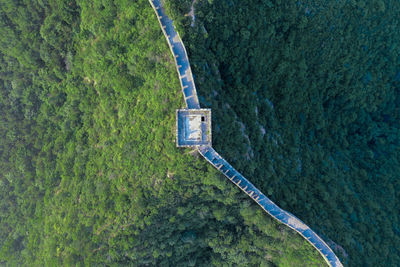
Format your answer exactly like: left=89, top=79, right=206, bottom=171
left=149, top=0, right=200, bottom=109
left=149, top=1, right=343, bottom=266
left=198, top=145, right=342, bottom=267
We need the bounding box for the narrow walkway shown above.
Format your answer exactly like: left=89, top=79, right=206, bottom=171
left=149, top=0, right=200, bottom=109
left=149, top=1, right=343, bottom=266
left=198, top=146, right=342, bottom=267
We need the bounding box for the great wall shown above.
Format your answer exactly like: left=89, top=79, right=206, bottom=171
left=149, top=0, right=343, bottom=266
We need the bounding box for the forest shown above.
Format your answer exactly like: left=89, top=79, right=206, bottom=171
left=0, top=0, right=326, bottom=266
left=166, top=0, right=400, bottom=266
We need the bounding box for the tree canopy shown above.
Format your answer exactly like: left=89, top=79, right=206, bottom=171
left=0, top=0, right=326, bottom=266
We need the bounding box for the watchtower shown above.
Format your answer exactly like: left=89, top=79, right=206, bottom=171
left=176, top=109, right=211, bottom=147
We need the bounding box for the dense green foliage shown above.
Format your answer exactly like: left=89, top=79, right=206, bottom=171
left=0, top=0, right=326, bottom=266
left=169, top=0, right=400, bottom=266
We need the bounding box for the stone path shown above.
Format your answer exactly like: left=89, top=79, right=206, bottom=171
left=149, top=0, right=200, bottom=109
left=198, top=146, right=343, bottom=267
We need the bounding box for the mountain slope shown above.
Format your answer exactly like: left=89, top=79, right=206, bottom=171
left=0, top=0, right=325, bottom=266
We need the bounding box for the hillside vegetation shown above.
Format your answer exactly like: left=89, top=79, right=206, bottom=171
left=167, top=0, right=400, bottom=266
left=0, top=0, right=325, bottom=266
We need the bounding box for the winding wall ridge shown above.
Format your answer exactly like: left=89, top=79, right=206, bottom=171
left=149, top=0, right=200, bottom=109
left=197, top=146, right=342, bottom=267
left=149, top=1, right=343, bottom=266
